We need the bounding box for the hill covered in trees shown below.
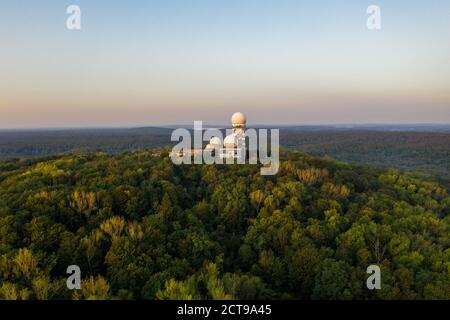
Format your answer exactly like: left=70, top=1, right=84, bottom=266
left=0, top=150, right=448, bottom=300
left=1, top=128, right=449, bottom=186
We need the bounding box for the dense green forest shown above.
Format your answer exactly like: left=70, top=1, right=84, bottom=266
left=0, top=150, right=449, bottom=300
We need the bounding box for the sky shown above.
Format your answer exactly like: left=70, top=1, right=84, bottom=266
left=0, top=0, right=449, bottom=128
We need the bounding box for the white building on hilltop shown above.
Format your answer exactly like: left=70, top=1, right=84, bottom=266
left=206, top=112, right=247, bottom=159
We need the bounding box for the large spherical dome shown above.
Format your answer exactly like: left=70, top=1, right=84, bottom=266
left=209, top=136, right=222, bottom=146
left=231, top=112, right=246, bottom=127
left=224, top=134, right=237, bottom=148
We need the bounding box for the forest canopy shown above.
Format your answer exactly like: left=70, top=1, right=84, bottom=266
left=0, top=150, right=448, bottom=300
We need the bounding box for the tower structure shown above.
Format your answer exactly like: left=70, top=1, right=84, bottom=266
left=221, top=112, right=246, bottom=159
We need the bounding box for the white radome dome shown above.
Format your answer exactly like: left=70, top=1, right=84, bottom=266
left=209, top=136, right=222, bottom=146
left=224, top=134, right=237, bottom=148
left=231, top=112, right=246, bottom=127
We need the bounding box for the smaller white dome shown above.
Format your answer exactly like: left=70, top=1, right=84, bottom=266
left=209, top=136, right=222, bottom=146
left=231, top=112, right=246, bottom=126
left=224, top=134, right=237, bottom=148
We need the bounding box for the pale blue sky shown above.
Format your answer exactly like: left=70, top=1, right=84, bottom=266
left=0, top=0, right=449, bottom=127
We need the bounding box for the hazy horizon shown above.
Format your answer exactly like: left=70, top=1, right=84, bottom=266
left=2, top=122, right=450, bottom=131
left=1, top=0, right=449, bottom=128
